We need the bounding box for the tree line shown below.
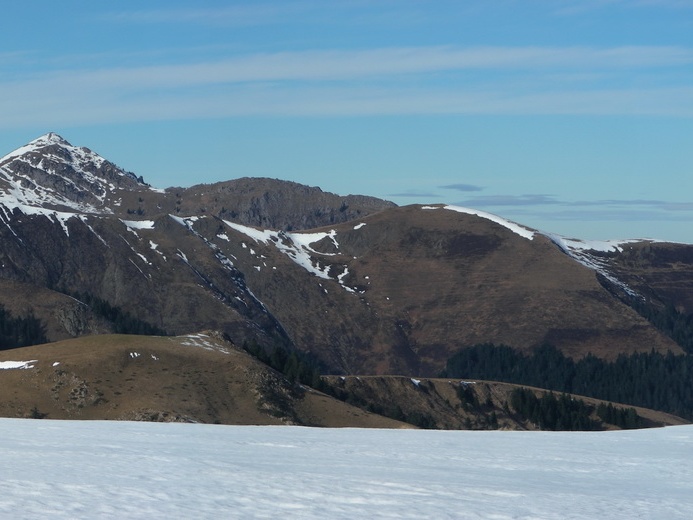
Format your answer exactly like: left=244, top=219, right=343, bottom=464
left=242, top=342, right=440, bottom=428
left=242, top=341, right=327, bottom=391
left=0, top=305, right=48, bottom=351
left=629, top=299, right=693, bottom=354
left=443, top=343, right=693, bottom=420
left=509, top=387, right=641, bottom=430
left=71, top=292, right=168, bottom=336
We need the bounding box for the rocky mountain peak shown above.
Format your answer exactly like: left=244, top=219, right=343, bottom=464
left=0, top=133, right=148, bottom=215
left=30, top=132, right=72, bottom=147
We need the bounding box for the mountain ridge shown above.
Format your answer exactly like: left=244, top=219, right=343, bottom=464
left=0, top=133, right=690, bottom=379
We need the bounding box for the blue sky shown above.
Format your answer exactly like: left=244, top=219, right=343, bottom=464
left=0, top=1, right=691, bottom=241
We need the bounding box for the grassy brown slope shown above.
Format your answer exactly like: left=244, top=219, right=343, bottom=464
left=229, top=204, right=679, bottom=376
left=0, top=334, right=410, bottom=428
left=169, top=207, right=689, bottom=375
left=324, top=375, right=688, bottom=431
left=343, top=206, right=680, bottom=367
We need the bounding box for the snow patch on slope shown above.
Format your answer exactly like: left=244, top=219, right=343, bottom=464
left=120, top=220, right=155, bottom=230
left=546, top=234, right=661, bottom=297
left=422, top=205, right=535, bottom=240
left=291, top=229, right=340, bottom=254
left=179, top=333, right=231, bottom=355
left=224, top=221, right=355, bottom=292
left=0, top=195, right=78, bottom=236
left=421, top=203, right=655, bottom=296
left=0, top=360, right=37, bottom=370
left=549, top=235, right=657, bottom=253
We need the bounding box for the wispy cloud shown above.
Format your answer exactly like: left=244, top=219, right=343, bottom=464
left=23, top=45, right=693, bottom=84
left=459, top=195, right=693, bottom=210
left=570, top=199, right=693, bottom=211
left=1, top=45, right=691, bottom=127
left=389, top=191, right=442, bottom=198
left=456, top=194, right=561, bottom=206
left=526, top=208, right=693, bottom=223
left=0, top=51, right=32, bottom=62
left=99, top=2, right=468, bottom=28
left=106, top=1, right=693, bottom=26
left=102, top=4, right=310, bottom=26
left=454, top=195, right=693, bottom=226
left=440, top=183, right=485, bottom=192
left=553, top=0, right=693, bottom=15
left=630, top=0, right=693, bottom=6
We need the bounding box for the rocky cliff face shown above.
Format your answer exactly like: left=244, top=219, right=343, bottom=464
left=0, top=133, right=690, bottom=376
left=174, top=177, right=397, bottom=231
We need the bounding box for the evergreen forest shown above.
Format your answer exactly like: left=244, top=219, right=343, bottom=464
left=509, top=387, right=641, bottom=430
left=444, top=343, right=693, bottom=420
left=71, top=292, right=168, bottom=336
left=0, top=305, right=48, bottom=351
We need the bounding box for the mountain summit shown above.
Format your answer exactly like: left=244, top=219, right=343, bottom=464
left=0, top=133, right=148, bottom=215
left=0, top=133, right=395, bottom=227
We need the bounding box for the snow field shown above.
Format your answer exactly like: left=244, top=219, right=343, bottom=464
left=0, top=420, right=691, bottom=519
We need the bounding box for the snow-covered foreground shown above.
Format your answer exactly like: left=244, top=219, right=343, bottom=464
left=1, top=420, right=692, bottom=519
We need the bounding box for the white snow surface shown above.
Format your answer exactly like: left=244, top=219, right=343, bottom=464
left=0, top=420, right=691, bottom=519
left=120, top=219, right=155, bottom=230
left=0, top=360, right=37, bottom=370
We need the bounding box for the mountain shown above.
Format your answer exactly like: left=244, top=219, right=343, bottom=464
left=0, top=132, right=146, bottom=214
left=222, top=204, right=682, bottom=375
left=0, top=133, right=395, bottom=352
left=0, top=133, right=691, bottom=382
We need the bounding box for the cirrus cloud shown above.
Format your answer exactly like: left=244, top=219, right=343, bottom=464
left=0, top=45, right=691, bottom=128
left=440, top=183, right=485, bottom=192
